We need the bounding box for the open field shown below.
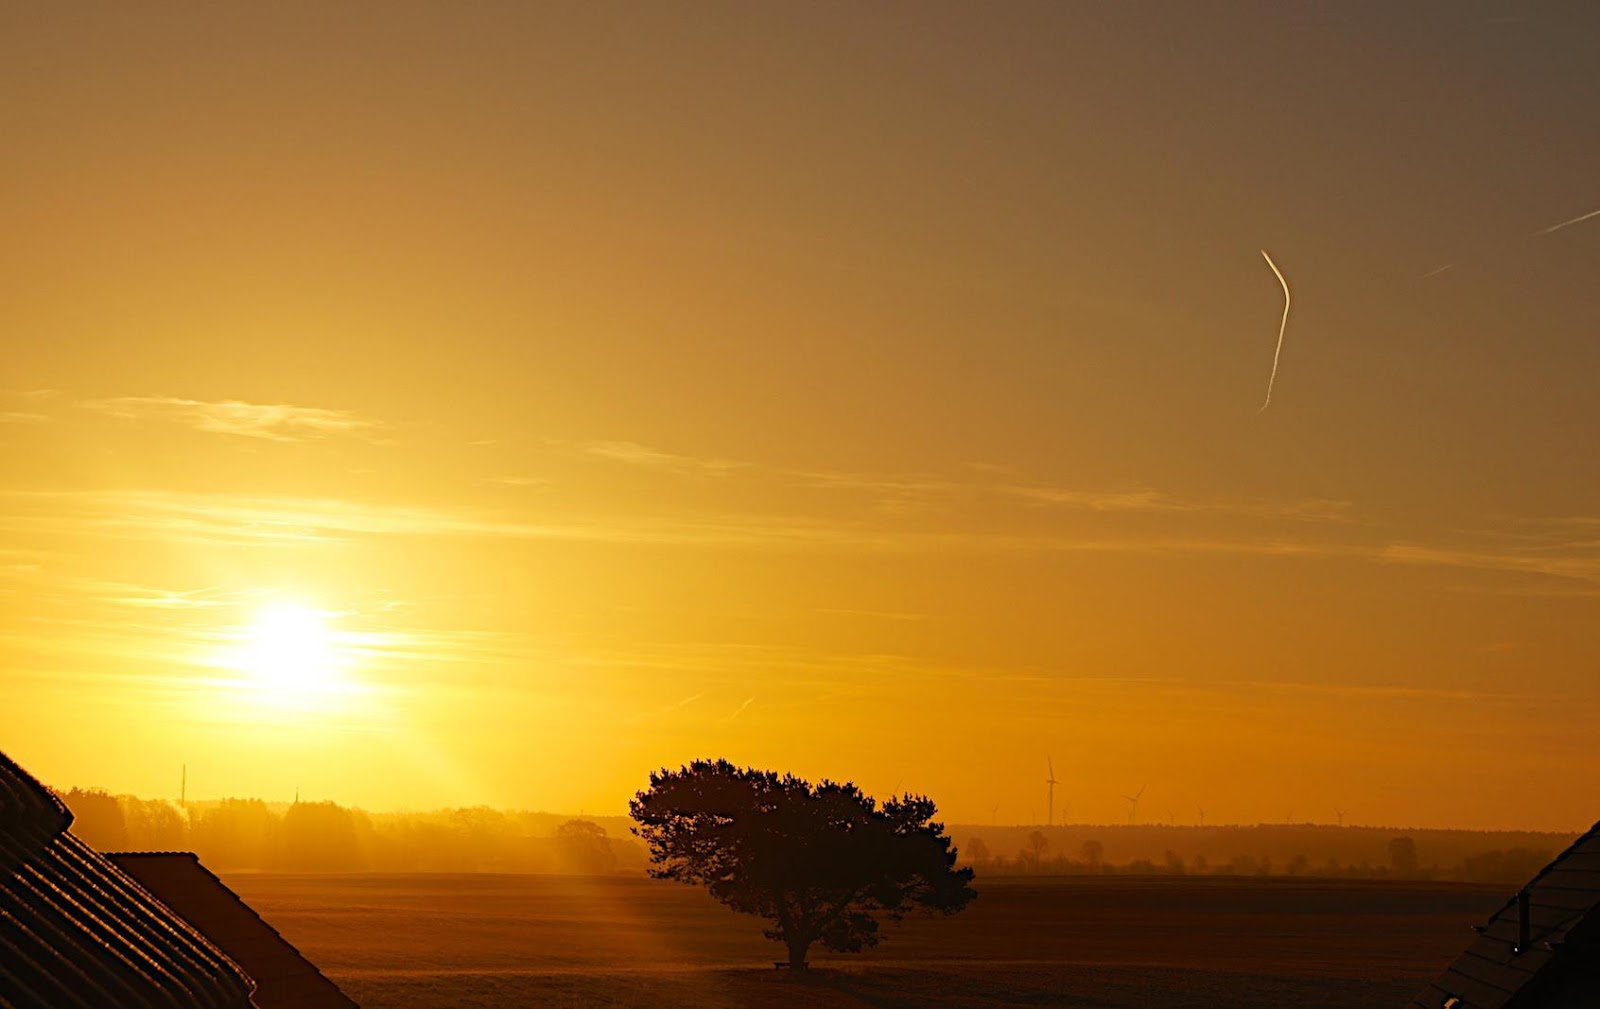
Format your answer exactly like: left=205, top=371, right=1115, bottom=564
left=222, top=873, right=1506, bottom=1008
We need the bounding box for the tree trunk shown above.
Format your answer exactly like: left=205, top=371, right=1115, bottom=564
left=786, top=935, right=810, bottom=971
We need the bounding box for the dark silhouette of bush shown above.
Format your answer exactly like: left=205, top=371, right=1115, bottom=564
left=963, top=835, right=991, bottom=866
left=556, top=818, right=617, bottom=874
left=58, top=788, right=127, bottom=849
left=282, top=800, right=365, bottom=871
left=191, top=798, right=278, bottom=869
left=1388, top=835, right=1419, bottom=876
left=1080, top=838, right=1104, bottom=871
left=121, top=796, right=187, bottom=849
left=1454, top=847, right=1553, bottom=884
left=630, top=759, right=976, bottom=970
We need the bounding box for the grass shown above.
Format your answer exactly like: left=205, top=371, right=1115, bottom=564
left=222, top=872, right=1505, bottom=1008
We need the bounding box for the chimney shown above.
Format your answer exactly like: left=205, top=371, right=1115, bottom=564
left=1514, top=888, right=1531, bottom=954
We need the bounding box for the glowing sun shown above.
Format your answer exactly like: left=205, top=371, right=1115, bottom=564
left=230, top=601, right=350, bottom=708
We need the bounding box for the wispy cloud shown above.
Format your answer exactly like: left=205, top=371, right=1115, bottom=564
left=1003, top=485, right=1354, bottom=523
left=570, top=438, right=1352, bottom=522
left=79, top=397, right=381, bottom=442
left=4, top=484, right=1596, bottom=587
left=627, top=692, right=704, bottom=725
left=815, top=608, right=932, bottom=622
left=0, top=489, right=892, bottom=549
left=1377, top=541, right=1600, bottom=583
left=579, top=440, right=744, bottom=476
left=0, top=412, right=48, bottom=424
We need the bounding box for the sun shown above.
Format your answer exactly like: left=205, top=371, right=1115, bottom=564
left=228, top=601, right=351, bottom=709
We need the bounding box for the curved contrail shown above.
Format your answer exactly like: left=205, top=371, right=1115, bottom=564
left=1258, top=248, right=1291, bottom=413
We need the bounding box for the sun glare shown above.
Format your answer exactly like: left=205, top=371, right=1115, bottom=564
left=227, top=601, right=352, bottom=709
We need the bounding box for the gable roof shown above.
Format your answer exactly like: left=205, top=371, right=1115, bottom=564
left=109, top=853, right=358, bottom=1009
left=0, top=749, right=256, bottom=1009
left=1410, top=819, right=1600, bottom=1009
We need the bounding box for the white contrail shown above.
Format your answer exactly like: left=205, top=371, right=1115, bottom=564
left=1426, top=206, right=1599, bottom=277
left=1258, top=249, right=1291, bottom=413
left=1534, top=207, right=1600, bottom=237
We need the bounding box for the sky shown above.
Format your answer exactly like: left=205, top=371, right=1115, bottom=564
left=3, top=2, right=1598, bottom=832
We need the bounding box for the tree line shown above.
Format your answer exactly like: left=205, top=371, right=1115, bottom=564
left=964, top=829, right=1553, bottom=884
left=56, top=788, right=642, bottom=873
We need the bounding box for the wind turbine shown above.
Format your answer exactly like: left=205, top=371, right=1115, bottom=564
left=1335, top=808, right=1346, bottom=828
left=990, top=802, right=1000, bottom=825
left=1045, top=757, right=1059, bottom=828
left=1121, top=785, right=1146, bottom=824
left=1196, top=805, right=1206, bottom=826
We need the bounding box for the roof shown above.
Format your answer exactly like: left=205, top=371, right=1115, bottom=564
left=1410, top=819, right=1600, bottom=1009
left=110, top=853, right=359, bottom=1009
left=0, top=749, right=256, bottom=1009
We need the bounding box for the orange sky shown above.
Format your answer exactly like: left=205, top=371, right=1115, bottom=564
left=3, top=4, right=1598, bottom=831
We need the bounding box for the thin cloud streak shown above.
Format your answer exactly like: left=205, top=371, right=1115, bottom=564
left=570, top=438, right=1352, bottom=522
left=1000, top=485, right=1352, bottom=523
left=79, top=396, right=382, bottom=442
left=579, top=440, right=745, bottom=476
left=4, top=489, right=1597, bottom=583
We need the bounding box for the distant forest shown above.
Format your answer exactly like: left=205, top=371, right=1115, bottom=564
left=957, top=823, right=1568, bottom=885
left=58, top=788, right=647, bottom=874
left=57, top=788, right=1568, bottom=885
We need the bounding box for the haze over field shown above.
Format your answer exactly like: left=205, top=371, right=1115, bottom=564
left=4, top=3, right=1600, bottom=832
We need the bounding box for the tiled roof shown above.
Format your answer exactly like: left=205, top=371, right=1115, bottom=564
left=0, top=749, right=257, bottom=1009
left=1410, top=819, right=1600, bottom=1009
left=110, top=853, right=358, bottom=1009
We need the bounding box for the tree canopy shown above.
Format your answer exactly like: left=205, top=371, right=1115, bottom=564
left=629, top=759, right=976, bottom=969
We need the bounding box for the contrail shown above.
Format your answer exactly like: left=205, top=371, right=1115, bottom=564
left=1258, top=249, right=1291, bottom=413
left=1425, top=206, right=1599, bottom=277
left=1534, top=207, right=1600, bottom=236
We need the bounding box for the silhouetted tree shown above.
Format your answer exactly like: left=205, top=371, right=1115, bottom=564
left=1454, top=847, right=1552, bottom=884
left=190, top=799, right=278, bottom=869
left=630, top=759, right=976, bottom=969
left=282, top=800, right=364, bottom=871
left=451, top=806, right=513, bottom=869
left=1080, top=838, right=1104, bottom=871
left=1388, top=836, right=1419, bottom=876
left=1027, top=830, right=1049, bottom=861
left=59, top=788, right=128, bottom=849
left=122, top=797, right=187, bottom=849
left=556, top=818, right=617, bottom=874
left=964, top=836, right=991, bottom=866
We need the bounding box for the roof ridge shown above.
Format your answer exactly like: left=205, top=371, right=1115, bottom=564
left=0, top=749, right=73, bottom=841
left=106, top=852, right=357, bottom=1007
